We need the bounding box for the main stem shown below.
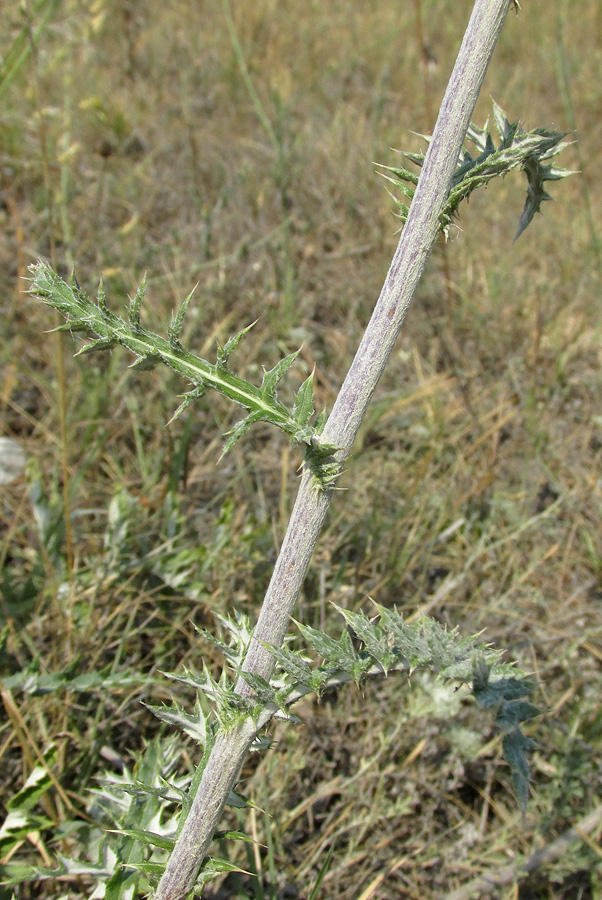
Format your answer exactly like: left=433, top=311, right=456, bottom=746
left=154, top=1, right=512, bottom=897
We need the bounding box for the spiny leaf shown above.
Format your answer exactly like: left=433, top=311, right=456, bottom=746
left=472, top=673, right=536, bottom=709
left=219, top=409, right=266, bottom=458
left=217, top=321, right=256, bottom=368
left=215, top=829, right=256, bottom=843
left=74, top=338, right=116, bottom=355
left=381, top=99, right=575, bottom=240
left=168, top=283, right=198, bottom=348
left=260, top=349, right=300, bottom=398
left=165, top=666, right=251, bottom=727
left=263, top=643, right=313, bottom=684
left=314, top=409, right=327, bottom=434
left=503, top=728, right=534, bottom=813
left=226, top=789, right=251, bottom=809
left=295, top=620, right=358, bottom=671
left=303, top=437, right=341, bottom=489
left=333, top=605, right=394, bottom=675
left=96, top=277, right=111, bottom=317
left=49, top=319, right=90, bottom=334
left=293, top=371, right=316, bottom=429
left=278, top=608, right=538, bottom=810
left=144, top=699, right=208, bottom=744
left=514, top=154, right=565, bottom=240
left=109, top=827, right=175, bottom=852
left=166, top=386, right=205, bottom=426
left=495, top=699, right=541, bottom=730
left=121, top=781, right=187, bottom=806
left=199, top=611, right=255, bottom=666
left=30, top=263, right=337, bottom=485
left=128, top=273, right=146, bottom=328
left=370, top=604, right=425, bottom=668
left=129, top=353, right=161, bottom=371
left=238, top=672, right=295, bottom=717
left=166, top=604, right=538, bottom=812
left=294, top=620, right=373, bottom=686
left=195, top=856, right=253, bottom=889
left=238, top=672, right=279, bottom=705
left=3, top=744, right=57, bottom=813
left=125, top=860, right=166, bottom=876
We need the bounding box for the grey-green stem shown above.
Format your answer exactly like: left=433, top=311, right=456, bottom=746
left=154, top=0, right=513, bottom=897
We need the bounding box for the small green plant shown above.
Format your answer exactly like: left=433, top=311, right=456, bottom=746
left=16, top=0, right=576, bottom=898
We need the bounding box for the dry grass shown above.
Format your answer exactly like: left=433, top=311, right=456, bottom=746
left=1, top=0, right=601, bottom=898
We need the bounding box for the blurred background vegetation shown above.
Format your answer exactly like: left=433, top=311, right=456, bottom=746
left=1, top=0, right=601, bottom=897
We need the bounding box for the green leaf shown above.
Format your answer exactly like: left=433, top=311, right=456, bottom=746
left=195, top=611, right=255, bottom=667
left=195, top=856, right=253, bottom=889
left=293, top=371, right=316, bottom=429
left=129, top=353, right=161, bottom=371
left=260, top=350, right=300, bottom=398
left=334, top=606, right=393, bottom=674
left=217, top=321, right=256, bottom=368
left=295, top=620, right=358, bottom=671
left=503, top=728, right=534, bottom=813
left=381, top=99, right=575, bottom=241
left=166, top=666, right=250, bottom=727
left=473, top=675, right=536, bottom=710
left=303, top=437, right=341, bottom=489
left=166, top=387, right=206, bottom=426
left=314, top=409, right=327, bottom=434
left=238, top=671, right=278, bottom=705
left=220, top=409, right=266, bottom=457
left=124, top=860, right=166, bottom=875
left=4, top=744, right=57, bottom=813
left=226, top=789, right=251, bottom=809
left=168, top=283, right=198, bottom=348
left=128, top=273, right=146, bottom=328
left=104, top=866, right=141, bottom=900
left=109, top=827, right=175, bottom=852
left=28, top=263, right=326, bottom=463
left=264, top=643, right=313, bottom=684
left=215, top=829, right=255, bottom=843
left=144, top=699, right=208, bottom=744
left=74, top=338, right=116, bottom=355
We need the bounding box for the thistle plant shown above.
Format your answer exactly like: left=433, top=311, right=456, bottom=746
left=22, top=0, right=575, bottom=897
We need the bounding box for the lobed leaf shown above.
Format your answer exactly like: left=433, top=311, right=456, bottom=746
left=260, top=349, right=300, bottom=398
left=29, top=263, right=338, bottom=485
left=262, top=643, right=314, bottom=684
left=128, top=273, right=146, bottom=328
left=217, top=321, right=256, bottom=368
left=333, top=606, right=394, bottom=675
left=503, top=728, right=535, bottom=813
left=144, top=699, right=209, bottom=744
left=168, top=283, right=197, bottom=348
left=110, top=827, right=175, bottom=852
left=293, top=371, right=316, bottom=429
left=381, top=99, right=575, bottom=240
